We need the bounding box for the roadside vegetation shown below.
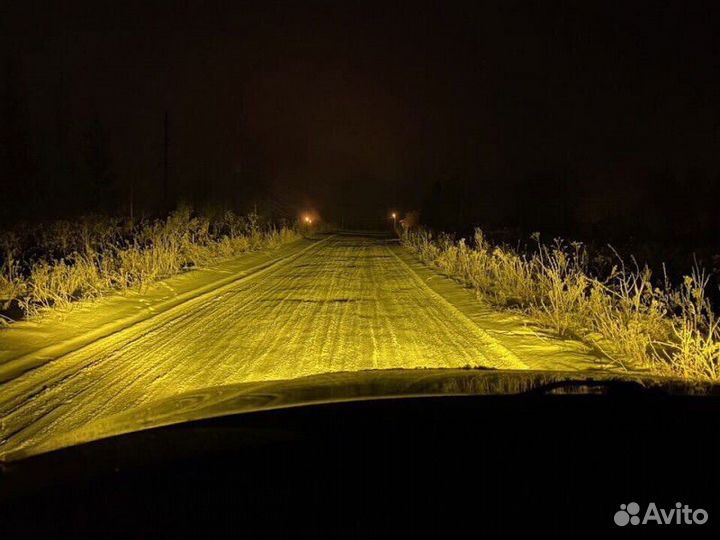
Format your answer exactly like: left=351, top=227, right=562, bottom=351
left=402, top=228, right=720, bottom=381
left=0, top=207, right=299, bottom=323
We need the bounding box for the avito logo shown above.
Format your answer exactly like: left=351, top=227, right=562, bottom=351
left=614, top=502, right=708, bottom=526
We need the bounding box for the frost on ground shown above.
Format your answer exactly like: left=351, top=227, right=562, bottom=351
left=0, top=233, right=608, bottom=457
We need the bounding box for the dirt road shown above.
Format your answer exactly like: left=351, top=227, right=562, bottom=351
left=0, top=232, right=602, bottom=457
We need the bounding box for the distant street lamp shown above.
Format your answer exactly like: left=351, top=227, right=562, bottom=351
left=391, top=212, right=397, bottom=227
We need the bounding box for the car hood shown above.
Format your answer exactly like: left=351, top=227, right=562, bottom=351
left=4, top=368, right=717, bottom=461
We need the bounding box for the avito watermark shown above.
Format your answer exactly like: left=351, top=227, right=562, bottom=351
left=614, top=502, right=708, bottom=526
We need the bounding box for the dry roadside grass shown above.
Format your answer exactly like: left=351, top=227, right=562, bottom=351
left=0, top=207, right=299, bottom=323
left=402, top=228, right=720, bottom=381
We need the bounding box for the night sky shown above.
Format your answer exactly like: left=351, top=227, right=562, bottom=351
left=2, top=1, right=719, bottom=237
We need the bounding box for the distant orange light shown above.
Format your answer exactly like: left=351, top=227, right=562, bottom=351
left=391, top=212, right=397, bottom=219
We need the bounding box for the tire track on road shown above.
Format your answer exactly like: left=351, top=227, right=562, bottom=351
left=385, top=243, right=528, bottom=370
left=2, top=233, right=532, bottom=457
left=0, top=237, right=334, bottom=420
left=0, top=236, right=333, bottom=385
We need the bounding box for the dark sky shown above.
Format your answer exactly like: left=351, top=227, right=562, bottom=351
left=2, top=1, right=719, bottom=231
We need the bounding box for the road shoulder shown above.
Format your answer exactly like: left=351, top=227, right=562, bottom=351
left=0, top=238, right=321, bottom=381
left=391, top=240, right=612, bottom=371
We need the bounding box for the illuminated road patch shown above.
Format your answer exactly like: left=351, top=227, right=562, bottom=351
left=0, top=233, right=604, bottom=457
